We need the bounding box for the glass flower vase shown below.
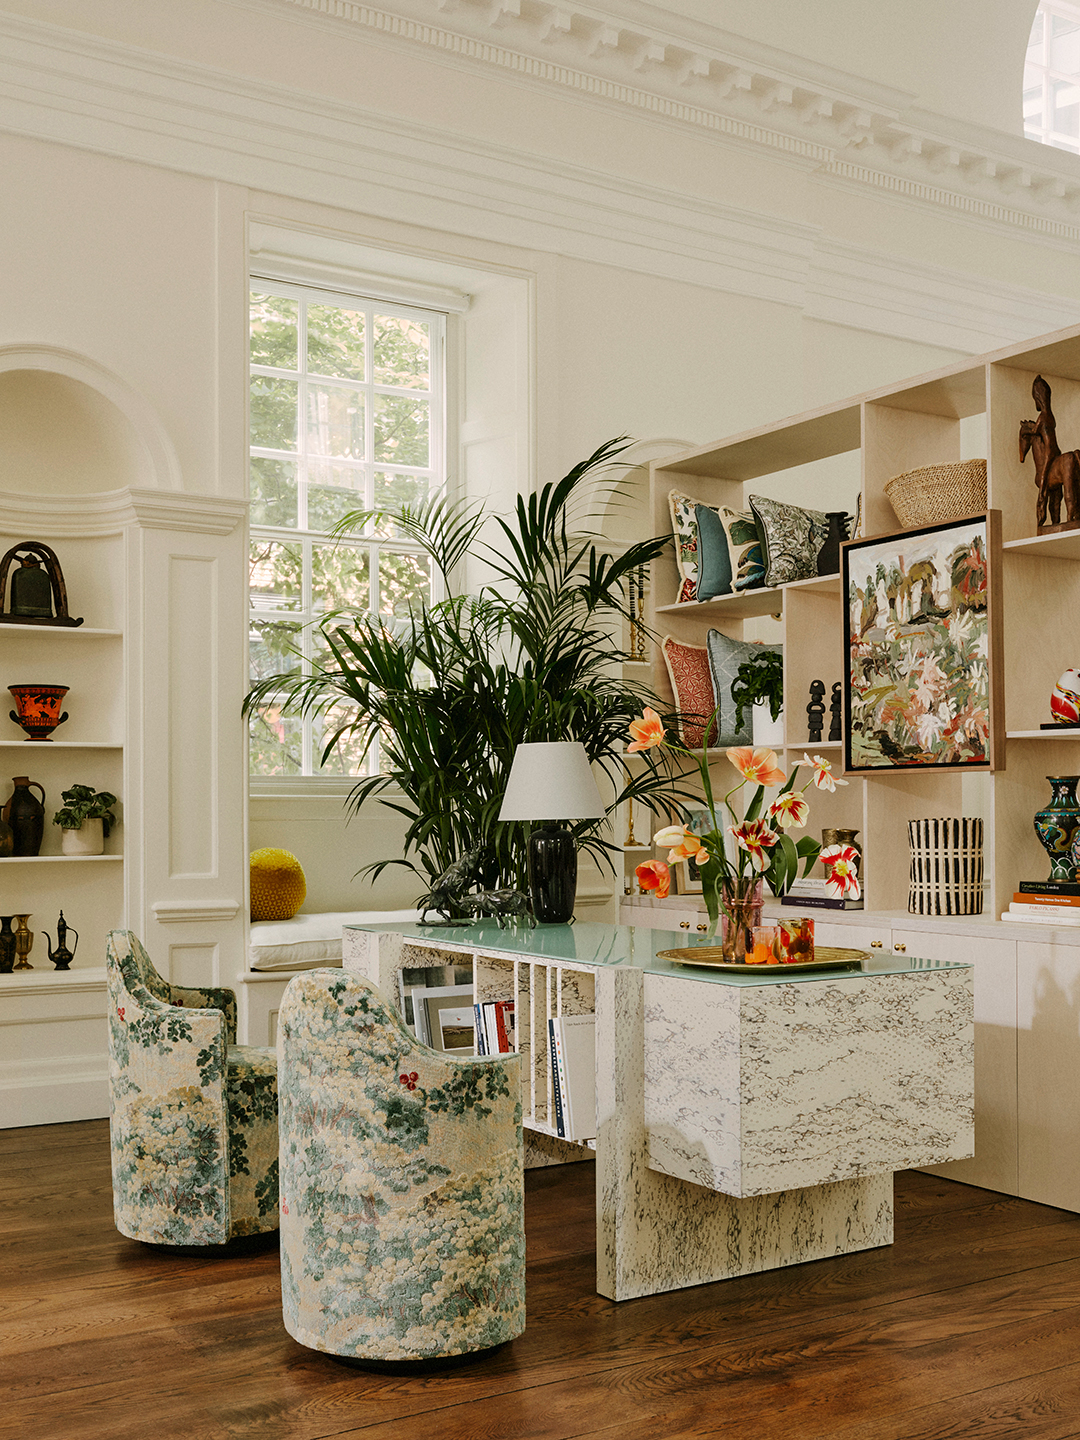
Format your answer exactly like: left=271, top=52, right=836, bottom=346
left=719, top=877, right=764, bottom=962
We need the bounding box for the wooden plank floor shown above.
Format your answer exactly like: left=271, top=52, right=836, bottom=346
left=6, top=1123, right=1080, bottom=1440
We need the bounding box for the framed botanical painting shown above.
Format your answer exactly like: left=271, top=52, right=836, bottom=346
left=842, top=511, right=1003, bottom=772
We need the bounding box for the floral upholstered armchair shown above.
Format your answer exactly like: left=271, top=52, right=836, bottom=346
left=278, top=969, right=525, bottom=1362
left=106, top=929, right=279, bottom=1246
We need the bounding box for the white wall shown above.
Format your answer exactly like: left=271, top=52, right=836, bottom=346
left=1, top=0, right=1079, bottom=1069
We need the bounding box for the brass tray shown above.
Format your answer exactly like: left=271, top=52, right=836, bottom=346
left=656, top=945, right=871, bottom=973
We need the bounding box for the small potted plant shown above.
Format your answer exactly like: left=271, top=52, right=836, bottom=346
left=53, top=784, right=118, bottom=856
left=732, top=649, right=784, bottom=748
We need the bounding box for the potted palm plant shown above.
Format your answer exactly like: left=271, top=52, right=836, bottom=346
left=244, top=439, right=692, bottom=911
left=52, top=784, right=118, bottom=856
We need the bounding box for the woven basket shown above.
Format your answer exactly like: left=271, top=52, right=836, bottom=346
left=884, top=459, right=987, bottom=528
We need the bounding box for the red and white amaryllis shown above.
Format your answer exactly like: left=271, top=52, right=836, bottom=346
left=819, top=843, right=861, bottom=900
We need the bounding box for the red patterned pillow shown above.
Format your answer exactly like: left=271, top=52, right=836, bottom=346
left=661, top=636, right=718, bottom=749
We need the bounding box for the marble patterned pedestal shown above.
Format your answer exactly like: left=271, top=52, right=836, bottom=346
left=344, top=924, right=973, bottom=1302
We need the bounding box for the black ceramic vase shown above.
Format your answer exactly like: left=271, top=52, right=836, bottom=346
left=816, top=511, right=850, bottom=577
left=2, top=776, right=45, bottom=856
left=527, top=824, right=577, bottom=924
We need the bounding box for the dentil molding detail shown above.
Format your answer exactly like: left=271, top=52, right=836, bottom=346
left=274, top=0, right=1080, bottom=242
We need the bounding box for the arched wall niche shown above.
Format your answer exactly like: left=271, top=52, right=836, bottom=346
left=0, top=347, right=181, bottom=494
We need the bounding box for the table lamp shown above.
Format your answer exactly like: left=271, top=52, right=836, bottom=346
left=498, top=741, right=605, bottom=923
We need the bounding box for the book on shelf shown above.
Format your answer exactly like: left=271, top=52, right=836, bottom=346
left=475, top=999, right=517, bottom=1055
left=786, top=877, right=830, bottom=892
left=1017, top=880, right=1080, bottom=897
left=548, top=1014, right=596, bottom=1143
left=1011, top=891, right=1080, bottom=908
left=409, top=984, right=474, bottom=1051
left=1002, top=908, right=1080, bottom=926
left=780, top=894, right=864, bottom=910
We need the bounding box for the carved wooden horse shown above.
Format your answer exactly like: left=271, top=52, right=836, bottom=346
left=1019, top=374, right=1080, bottom=528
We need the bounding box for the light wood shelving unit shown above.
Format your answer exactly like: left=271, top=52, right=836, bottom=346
left=646, top=320, right=1080, bottom=923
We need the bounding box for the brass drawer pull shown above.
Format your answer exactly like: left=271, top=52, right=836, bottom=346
left=680, top=921, right=690, bottom=929
left=894, top=942, right=906, bottom=952
left=870, top=941, right=883, bottom=949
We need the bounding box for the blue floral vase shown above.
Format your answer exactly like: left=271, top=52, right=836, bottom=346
left=1034, top=775, right=1080, bottom=882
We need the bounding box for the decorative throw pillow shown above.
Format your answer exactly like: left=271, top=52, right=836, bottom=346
left=694, top=503, right=733, bottom=600
left=748, top=494, right=830, bottom=587
left=668, top=491, right=702, bottom=603
left=660, top=636, right=718, bottom=749
left=706, top=630, right=782, bottom=748
left=717, top=505, right=766, bottom=591
left=250, top=847, right=307, bottom=921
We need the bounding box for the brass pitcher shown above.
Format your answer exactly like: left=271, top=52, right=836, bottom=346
left=12, top=913, right=33, bottom=970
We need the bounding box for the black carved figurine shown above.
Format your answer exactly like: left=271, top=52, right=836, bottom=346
left=807, top=680, right=826, bottom=743
left=829, top=682, right=842, bottom=742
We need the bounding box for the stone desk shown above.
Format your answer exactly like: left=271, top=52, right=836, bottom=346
left=344, top=920, right=974, bottom=1302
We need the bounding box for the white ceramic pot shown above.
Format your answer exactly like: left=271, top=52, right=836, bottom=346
left=61, top=818, right=104, bottom=856
left=752, top=701, right=784, bottom=750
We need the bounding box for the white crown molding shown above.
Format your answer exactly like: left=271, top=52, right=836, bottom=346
left=0, top=487, right=247, bottom=537
left=1, top=9, right=1079, bottom=355
left=261, top=0, right=1080, bottom=241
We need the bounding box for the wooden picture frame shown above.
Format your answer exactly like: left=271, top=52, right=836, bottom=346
left=841, top=511, right=1003, bottom=773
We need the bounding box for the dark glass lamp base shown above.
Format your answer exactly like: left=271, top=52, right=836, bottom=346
left=528, top=825, right=577, bottom=924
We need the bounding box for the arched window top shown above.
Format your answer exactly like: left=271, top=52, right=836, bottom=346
left=1026, top=0, right=1080, bottom=152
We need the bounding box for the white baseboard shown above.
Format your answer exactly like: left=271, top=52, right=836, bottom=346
left=0, top=1054, right=110, bottom=1127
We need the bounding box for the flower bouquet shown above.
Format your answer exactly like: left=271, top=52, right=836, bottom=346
left=629, top=706, right=854, bottom=959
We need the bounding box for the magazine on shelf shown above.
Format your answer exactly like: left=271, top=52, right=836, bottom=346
left=409, top=984, right=475, bottom=1050
left=548, top=1014, right=596, bottom=1142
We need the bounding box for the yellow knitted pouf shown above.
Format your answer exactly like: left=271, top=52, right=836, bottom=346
left=250, top=848, right=307, bottom=921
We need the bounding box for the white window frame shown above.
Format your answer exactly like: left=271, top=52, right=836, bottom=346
left=248, top=277, right=447, bottom=788
left=1025, top=0, right=1080, bottom=153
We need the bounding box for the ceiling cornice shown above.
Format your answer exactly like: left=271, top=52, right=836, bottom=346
left=266, top=0, right=1080, bottom=242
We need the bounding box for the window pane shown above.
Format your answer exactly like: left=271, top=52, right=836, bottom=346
left=313, top=704, right=369, bottom=774
left=249, top=704, right=303, bottom=776
left=1029, top=10, right=1045, bottom=54
left=250, top=292, right=298, bottom=371
left=313, top=541, right=370, bottom=615
left=251, top=376, right=299, bottom=451
left=374, top=393, right=429, bottom=466
left=250, top=539, right=303, bottom=611
left=379, top=550, right=431, bottom=617
left=250, top=618, right=303, bottom=682
left=1051, top=14, right=1080, bottom=72
left=249, top=458, right=298, bottom=528
left=374, top=314, right=430, bottom=389
left=307, top=383, right=365, bottom=459
left=1024, top=78, right=1046, bottom=124
left=1052, top=76, right=1080, bottom=136
left=373, top=470, right=431, bottom=537
left=308, top=303, right=365, bottom=382
left=307, top=461, right=367, bottom=534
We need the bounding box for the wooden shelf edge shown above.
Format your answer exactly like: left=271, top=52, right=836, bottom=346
left=0, top=853, right=123, bottom=862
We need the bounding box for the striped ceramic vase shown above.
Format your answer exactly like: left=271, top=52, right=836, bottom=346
left=907, top=817, right=984, bottom=916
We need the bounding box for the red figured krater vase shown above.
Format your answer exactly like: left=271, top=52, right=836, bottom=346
left=8, top=685, right=69, bottom=741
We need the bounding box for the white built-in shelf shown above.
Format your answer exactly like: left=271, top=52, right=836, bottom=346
left=0, top=853, right=122, bottom=863
left=1003, top=531, right=1080, bottom=562
left=0, top=740, right=122, bottom=749
left=1006, top=729, right=1080, bottom=740
left=0, top=626, right=122, bottom=638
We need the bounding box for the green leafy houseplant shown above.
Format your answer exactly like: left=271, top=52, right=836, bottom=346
left=243, top=439, right=691, bottom=909
left=731, top=649, right=783, bottom=731
left=53, top=785, right=118, bottom=835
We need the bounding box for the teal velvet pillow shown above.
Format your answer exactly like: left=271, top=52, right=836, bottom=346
left=694, top=504, right=733, bottom=600
left=706, top=630, right=782, bottom=747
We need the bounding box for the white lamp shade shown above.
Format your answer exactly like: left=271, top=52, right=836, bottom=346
left=497, top=741, right=605, bottom=822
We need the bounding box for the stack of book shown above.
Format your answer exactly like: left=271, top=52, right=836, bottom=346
left=473, top=999, right=516, bottom=1055
left=1002, top=881, right=1080, bottom=926
left=780, top=876, right=864, bottom=911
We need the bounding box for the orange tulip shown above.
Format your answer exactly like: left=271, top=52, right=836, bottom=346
left=628, top=707, right=666, bottom=752
left=635, top=859, right=671, bottom=899
left=726, top=746, right=786, bottom=787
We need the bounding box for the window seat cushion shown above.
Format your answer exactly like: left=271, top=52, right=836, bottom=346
left=249, top=909, right=420, bottom=971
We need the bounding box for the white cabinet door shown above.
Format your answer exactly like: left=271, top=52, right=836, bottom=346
left=811, top=920, right=893, bottom=954
left=1017, top=939, right=1080, bottom=1213
left=896, top=927, right=1018, bottom=1197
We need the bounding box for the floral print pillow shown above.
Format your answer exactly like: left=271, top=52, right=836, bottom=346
left=748, top=494, right=830, bottom=587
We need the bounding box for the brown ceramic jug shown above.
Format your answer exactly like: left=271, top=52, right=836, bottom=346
left=2, top=776, right=46, bottom=856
